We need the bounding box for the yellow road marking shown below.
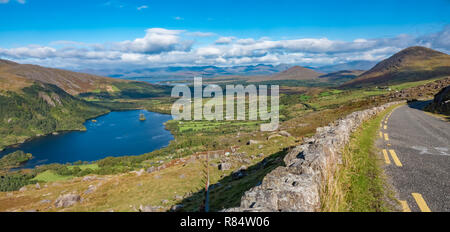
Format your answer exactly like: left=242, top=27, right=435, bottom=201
left=382, top=149, right=391, bottom=164
left=412, top=193, right=431, bottom=212
left=400, top=200, right=411, bottom=212
left=389, top=149, right=402, bottom=167
left=384, top=133, right=389, bottom=141
left=384, top=125, right=387, bottom=130
left=379, top=132, right=383, bottom=138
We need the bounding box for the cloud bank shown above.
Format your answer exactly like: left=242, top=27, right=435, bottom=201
left=0, top=26, right=449, bottom=70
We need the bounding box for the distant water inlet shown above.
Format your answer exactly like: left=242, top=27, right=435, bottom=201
left=0, top=110, right=174, bottom=168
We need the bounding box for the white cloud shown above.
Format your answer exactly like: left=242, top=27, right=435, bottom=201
left=137, top=5, right=148, bottom=10
left=113, top=28, right=191, bottom=54
left=186, top=31, right=216, bottom=37
left=0, top=0, right=26, bottom=4
left=1, top=26, right=449, bottom=70
left=174, top=16, right=184, bottom=20
left=215, top=36, right=235, bottom=45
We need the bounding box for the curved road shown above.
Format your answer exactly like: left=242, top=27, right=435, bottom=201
left=379, top=101, right=450, bottom=212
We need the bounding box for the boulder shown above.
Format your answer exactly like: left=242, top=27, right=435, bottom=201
left=139, top=205, right=163, bottom=212
left=146, top=166, right=156, bottom=173
left=84, top=185, right=96, bottom=194
left=279, top=131, right=292, bottom=137
left=232, top=166, right=248, bottom=180
left=267, top=134, right=282, bottom=140
left=218, top=163, right=232, bottom=171
left=54, top=193, right=81, bottom=208
left=40, top=199, right=51, bottom=204
left=170, top=204, right=184, bottom=212
left=247, top=140, right=260, bottom=145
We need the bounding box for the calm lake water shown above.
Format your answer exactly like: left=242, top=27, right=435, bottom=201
left=0, top=110, right=174, bottom=168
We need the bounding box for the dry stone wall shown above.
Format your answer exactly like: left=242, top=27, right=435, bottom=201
left=226, top=101, right=404, bottom=212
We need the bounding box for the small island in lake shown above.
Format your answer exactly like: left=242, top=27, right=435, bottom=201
left=139, top=113, right=146, bottom=121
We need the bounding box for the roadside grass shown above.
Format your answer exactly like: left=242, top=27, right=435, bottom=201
left=321, top=105, right=399, bottom=212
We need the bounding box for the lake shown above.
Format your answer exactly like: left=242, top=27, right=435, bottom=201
left=0, top=110, right=174, bottom=168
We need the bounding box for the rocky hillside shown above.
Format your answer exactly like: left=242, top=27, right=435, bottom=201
left=342, top=46, right=450, bottom=87
left=379, top=77, right=450, bottom=101
left=425, top=85, right=450, bottom=116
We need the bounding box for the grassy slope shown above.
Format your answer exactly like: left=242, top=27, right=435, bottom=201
left=0, top=83, right=109, bottom=151
left=321, top=104, right=400, bottom=212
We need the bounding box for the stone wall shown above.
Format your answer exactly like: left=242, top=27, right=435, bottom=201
left=225, top=101, right=403, bottom=212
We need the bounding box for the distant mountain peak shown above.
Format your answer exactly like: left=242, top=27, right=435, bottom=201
left=361, top=46, right=447, bottom=77
left=342, top=46, right=450, bottom=87
left=273, top=65, right=322, bottom=80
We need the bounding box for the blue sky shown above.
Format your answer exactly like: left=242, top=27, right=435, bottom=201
left=0, top=0, right=449, bottom=69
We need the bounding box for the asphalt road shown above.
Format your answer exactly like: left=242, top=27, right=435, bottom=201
left=379, top=101, right=450, bottom=212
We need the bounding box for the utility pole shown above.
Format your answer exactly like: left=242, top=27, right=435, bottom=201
left=200, top=153, right=210, bottom=212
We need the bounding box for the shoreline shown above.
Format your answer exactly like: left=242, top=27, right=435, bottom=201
left=0, top=109, right=176, bottom=165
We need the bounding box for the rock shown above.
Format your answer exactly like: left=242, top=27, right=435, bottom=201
left=161, top=199, right=169, bottom=204
left=40, top=199, right=51, bottom=204
left=232, top=166, right=248, bottom=180
left=258, top=145, right=264, bottom=149
left=132, top=169, right=145, bottom=177
left=218, top=163, right=232, bottom=171
left=279, top=131, right=292, bottom=137
left=247, top=140, right=260, bottom=145
left=267, top=134, right=282, bottom=140
left=35, top=183, right=41, bottom=190
left=175, top=195, right=183, bottom=200
left=146, top=166, right=156, bottom=173
left=139, top=205, right=163, bottom=212
left=19, top=186, right=27, bottom=192
left=179, top=174, right=186, bottom=179
left=84, top=185, right=96, bottom=194
left=82, top=176, right=97, bottom=182
left=170, top=204, right=183, bottom=212
left=54, top=193, right=81, bottom=208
